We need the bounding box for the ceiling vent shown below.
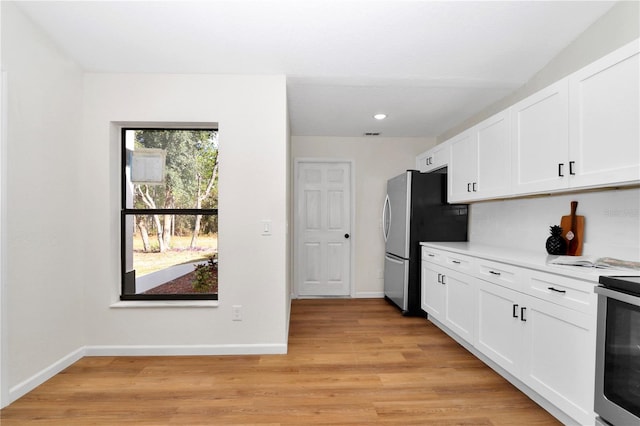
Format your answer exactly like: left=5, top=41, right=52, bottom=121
left=364, top=132, right=381, bottom=136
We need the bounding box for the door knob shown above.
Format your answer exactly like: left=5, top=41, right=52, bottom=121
left=344, top=233, right=350, bottom=239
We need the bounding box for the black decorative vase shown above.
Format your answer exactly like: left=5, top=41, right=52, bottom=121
left=546, top=225, right=567, bottom=255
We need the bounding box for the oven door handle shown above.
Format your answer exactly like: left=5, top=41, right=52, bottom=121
left=595, top=286, right=640, bottom=306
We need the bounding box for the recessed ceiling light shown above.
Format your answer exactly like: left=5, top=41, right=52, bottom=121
left=373, top=113, right=387, bottom=120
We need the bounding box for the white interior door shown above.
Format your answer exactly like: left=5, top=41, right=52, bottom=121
left=295, top=161, right=352, bottom=297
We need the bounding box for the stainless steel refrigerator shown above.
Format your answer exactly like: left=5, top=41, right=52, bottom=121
left=383, top=170, right=468, bottom=316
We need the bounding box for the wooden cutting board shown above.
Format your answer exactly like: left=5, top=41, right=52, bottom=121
left=560, top=201, right=584, bottom=256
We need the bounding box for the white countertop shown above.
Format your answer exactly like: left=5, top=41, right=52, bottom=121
left=420, top=242, right=639, bottom=283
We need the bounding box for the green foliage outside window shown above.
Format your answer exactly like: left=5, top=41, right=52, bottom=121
left=131, top=129, right=218, bottom=253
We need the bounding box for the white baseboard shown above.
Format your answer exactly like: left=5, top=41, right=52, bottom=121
left=84, top=343, right=287, bottom=356
left=355, top=291, right=384, bottom=298
left=290, top=292, right=385, bottom=299
left=8, top=346, right=85, bottom=405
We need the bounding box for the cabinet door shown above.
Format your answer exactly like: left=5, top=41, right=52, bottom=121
left=421, top=262, right=445, bottom=322
left=569, top=40, right=640, bottom=188
left=475, top=279, right=523, bottom=377
left=417, top=142, right=451, bottom=173
left=431, top=142, right=451, bottom=172
left=442, top=268, right=476, bottom=343
left=415, top=151, right=431, bottom=172
left=520, top=295, right=597, bottom=426
left=476, top=110, right=511, bottom=198
left=511, top=79, right=570, bottom=195
left=448, top=129, right=478, bottom=202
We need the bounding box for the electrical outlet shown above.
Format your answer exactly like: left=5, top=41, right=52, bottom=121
left=232, top=305, right=242, bottom=321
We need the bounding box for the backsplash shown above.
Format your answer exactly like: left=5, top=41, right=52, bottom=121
left=469, top=187, right=640, bottom=261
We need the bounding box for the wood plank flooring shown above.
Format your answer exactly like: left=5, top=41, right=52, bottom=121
left=0, top=299, right=561, bottom=425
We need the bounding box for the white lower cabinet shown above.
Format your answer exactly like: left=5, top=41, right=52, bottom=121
left=521, top=294, right=596, bottom=426
left=476, top=279, right=596, bottom=425
left=421, top=245, right=597, bottom=426
left=475, top=279, right=522, bottom=377
left=421, top=260, right=476, bottom=343
left=442, top=268, right=476, bottom=343
left=421, top=261, right=445, bottom=321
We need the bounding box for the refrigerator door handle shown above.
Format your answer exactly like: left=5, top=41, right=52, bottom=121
left=382, top=194, right=391, bottom=242
left=385, top=253, right=405, bottom=265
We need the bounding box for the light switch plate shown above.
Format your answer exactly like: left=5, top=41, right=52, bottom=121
left=261, top=220, right=272, bottom=236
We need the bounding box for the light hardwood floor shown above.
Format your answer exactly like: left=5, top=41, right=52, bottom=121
left=1, top=299, right=560, bottom=425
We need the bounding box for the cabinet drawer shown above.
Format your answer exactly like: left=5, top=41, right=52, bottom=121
left=526, top=270, right=596, bottom=314
left=444, top=253, right=474, bottom=272
left=421, top=247, right=444, bottom=264
left=421, top=247, right=475, bottom=273
left=477, top=259, right=521, bottom=289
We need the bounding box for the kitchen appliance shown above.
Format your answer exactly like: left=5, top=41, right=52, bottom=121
left=382, top=170, right=467, bottom=316
left=595, top=275, right=640, bottom=426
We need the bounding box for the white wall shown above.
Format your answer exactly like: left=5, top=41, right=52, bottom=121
left=292, top=136, right=434, bottom=296
left=81, top=74, right=290, bottom=352
left=1, top=2, right=291, bottom=403
left=1, top=1, right=85, bottom=401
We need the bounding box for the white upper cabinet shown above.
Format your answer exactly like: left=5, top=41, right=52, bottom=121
left=443, top=38, right=639, bottom=202
left=568, top=39, right=640, bottom=188
left=511, top=79, right=570, bottom=195
left=476, top=110, right=512, bottom=198
left=416, top=140, right=451, bottom=173
left=449, top=110, right=511, bottom=203
left=448, top=129, right=477, bottom=201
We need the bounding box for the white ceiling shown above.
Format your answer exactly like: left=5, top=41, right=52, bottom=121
left=14, top=1, right=617, bottom=137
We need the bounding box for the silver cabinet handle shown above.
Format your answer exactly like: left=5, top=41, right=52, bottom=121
left=520, top=307, right=527, bottom=322
left=489, top=270, right=501, bottom=276
left=548, top=287, right=566, bottom=294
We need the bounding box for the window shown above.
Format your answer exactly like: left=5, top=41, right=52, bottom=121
left=121, top=128, right=218, bottom=300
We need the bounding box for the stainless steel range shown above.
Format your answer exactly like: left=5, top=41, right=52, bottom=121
left=595, top=276, right=640, bottom=426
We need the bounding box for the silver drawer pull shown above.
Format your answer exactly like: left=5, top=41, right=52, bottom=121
left=452, top=260, right=461, bottom=264
left=489, top=270, right=501, bottom=276
left=548, top=287, right=566, bottom=294
left=428, top=254, right=435, bottom=257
